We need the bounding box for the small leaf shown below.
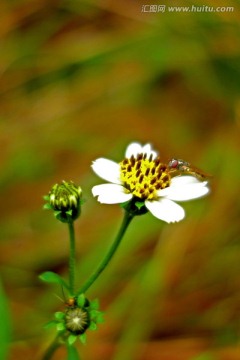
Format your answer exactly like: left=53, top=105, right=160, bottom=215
left=77, top=294, right=86, bottom=307
left=68, top=334, right=77, bottom=346
left=89, top=321, right=97, bottom=331
left=44, top=320, right=57, bottom=329
left=89, top=298, right=99, bottom=310
left=135, top=201, right=145, bottom=210
left=39, top=271, right=70, bottom=291
left=90, top=309, right=104, bottom=324
left=96, top=313, right=104, bottom=324
left=54, top=312, right=65, bottom=321
left=120, top=200, right=130, bottom=209
left=67, top=344, right=80, bottom=360
left=90, top=310, right=100, bottom=318
left=43, top=203, right=52, bottom=210
left=79, top=333, right=87, bottom=344
left=54, top=210, right=62, bottom=218
left=56, top=323, right=65, bottom=331
left=43, top=195, right=50, bottom=201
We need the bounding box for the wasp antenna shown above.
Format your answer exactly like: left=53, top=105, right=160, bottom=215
left=53, top=293, right=64, bottom=303
left=61, top=285, right=67, bottom=302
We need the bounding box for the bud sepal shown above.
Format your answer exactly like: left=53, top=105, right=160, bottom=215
left=120, top=197, right=148, bottom=217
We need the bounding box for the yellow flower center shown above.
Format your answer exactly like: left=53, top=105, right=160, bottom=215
left=119, top=153, right=170, bottom=200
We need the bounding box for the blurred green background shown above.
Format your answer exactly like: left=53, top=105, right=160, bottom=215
left=0, top=0, right=240, bottom=359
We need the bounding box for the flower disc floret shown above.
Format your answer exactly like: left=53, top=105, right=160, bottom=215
left=120, top=153, right=170, bottom=200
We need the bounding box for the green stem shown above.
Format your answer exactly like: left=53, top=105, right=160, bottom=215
left=42, top=335, right=61, bottom=360
left=78, top=211, right=134, bottom=295
left=68, top=220, right=76, bottom=295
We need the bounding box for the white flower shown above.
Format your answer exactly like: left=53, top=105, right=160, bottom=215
left=91, top=142, right=210, bottom=223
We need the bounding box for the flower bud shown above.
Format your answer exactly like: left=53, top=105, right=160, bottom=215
left=46, top=181, right=82, bottom=222
left=65, top=307, right=90, bottom=335
left=52, top=295, right=104, bottom=343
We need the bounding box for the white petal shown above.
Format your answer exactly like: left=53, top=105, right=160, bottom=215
left=92, top=184, right=132, bottom=204
left=91, top=158, right=121, bottom=184
left=158, top=181, right=209, bottom=201
left=125, top=142, right=143, bottom=158
left=125, top=142, right=158, bottom=159
left=145, top=199, right=185, bottom=223
left=170, top=176, right=201, bottom=185
left=141, top=144, right=158, bottom=159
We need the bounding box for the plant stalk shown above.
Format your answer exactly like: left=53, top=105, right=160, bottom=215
left=42, top=335, right=61, bottom=360
left=78, top=211, right=133, bottom=294
left=68, top=220, right=76, bottom=295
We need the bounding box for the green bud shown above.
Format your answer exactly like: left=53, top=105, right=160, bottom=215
left=46, top=181, right=82, bottom=222
left=49, top=296, right=104, bottom=343
left=65, top=308, right=90, bottom=335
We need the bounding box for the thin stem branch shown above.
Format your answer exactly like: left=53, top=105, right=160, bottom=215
left=68, top=220, right=76, bottom=295
left=77, top=211, right=134, bottom=295
left=42, top=335, right=61, bottom=360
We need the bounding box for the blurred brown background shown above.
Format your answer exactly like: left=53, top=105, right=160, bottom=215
left=0, top=0, right=240, bottom=359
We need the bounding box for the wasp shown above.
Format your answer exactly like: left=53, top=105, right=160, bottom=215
left=168, top=158, right=211, bottom=181
left=65, top=297, right=76, bottom=308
